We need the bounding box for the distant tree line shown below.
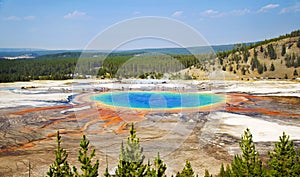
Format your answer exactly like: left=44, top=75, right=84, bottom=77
left=46, top=124, right=300, bottom=177
left=0, top=57, right=77, bottom=82
left=0, top=52, right=206, bottom=82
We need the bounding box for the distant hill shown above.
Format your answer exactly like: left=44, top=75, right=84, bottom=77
left=117, top=44, right=237, bottom=55
left=0, top=44, right=240, bottom=59
left=0, top=49, right=83, bottom=58
left=203, top=29, right=300, bottom=80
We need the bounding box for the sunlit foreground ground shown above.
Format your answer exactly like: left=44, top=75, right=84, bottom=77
left=0, top=79, right=300, bottom=176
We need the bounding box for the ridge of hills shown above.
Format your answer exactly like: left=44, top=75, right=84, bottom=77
left=0, top=44, right=241, bottom=59
left=186, top=30, right=300, bottom=80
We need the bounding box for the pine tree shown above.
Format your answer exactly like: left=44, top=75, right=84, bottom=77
left=243, top=52, right=249, bottom=63
left=281, top=44, right=286, bottom=56
left=222, top=66, right=226, bottom=71
left=225, top=164, right=232, bottom=177
left=294, top=69, right=298, bottom=76
left=144, top=160, right=153, bottom=177
left=143, top=153, right=167, bottom=177
left=263, top=63, right=267, bottom=72
left=218, top=164, right=225, bottom=177
left=250, top=57, right=260, bottom=71
left=218, top=164, right=232, bottom=177
left=260, top=46, right=264, bottom=53
left=267, top=44, right=277, bottom=59
left=294, top=150, right=300, bottom=176
left=177, top=161, right=195, bottom=177
left=297, top=37, right=300, bottom=48
left=104, top=167, right=110, bottom=177
left=257, top=64, right=263, bottom=74
left=219, top=58, right=224, bottom=65
left=153, top=153, right=167, bottom=177
left=47, top=131, right=73, bottom=177
left=241, top=67, right=246, bottom=75
left=268, top=132, right=297, bottom=176
left=297, top=56, right=300, bottom=67
left=204, top=169, right=210, bottom=177
left=270, top=63, right=275, bottom=71
left=115, top=123, right=147, bottom=177
left=73, top=135, right=99, bottom=177
left=253, top=48, right=258, bottom=58
left=231, top=128, right=265, bottom=176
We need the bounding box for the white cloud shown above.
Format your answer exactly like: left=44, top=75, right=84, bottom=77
left=64, top=10, right=87, bottom=19
left=133, top=11, right=141, bottom=15
left=4, top=16, right=20, bottom=21
left=24, top=16, right=36, bottom=20
left=202, top=9, right=219, bottom=16
left=172, top=11, right=183, bottom=17
left=231, top=8, right=251, bottom=16
left=280, top=2, right=300, bottom=14
left=258, top=4, right=280, bottom=13
left=3, top=15, right=36, bottom=21
left=201, top=8, right=251, bottom=18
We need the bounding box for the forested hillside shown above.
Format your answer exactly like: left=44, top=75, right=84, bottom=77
left=0, top=52, right=207, bottom=82
left=216, top=30, right=300, bottom=80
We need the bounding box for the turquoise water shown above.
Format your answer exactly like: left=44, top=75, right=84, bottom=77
left=91, top=91, right=225, bottom=110
left=0, top=87, right=16, bottom=91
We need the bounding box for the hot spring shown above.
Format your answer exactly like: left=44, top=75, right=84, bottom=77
left=91, top=91, right=225, bottom=111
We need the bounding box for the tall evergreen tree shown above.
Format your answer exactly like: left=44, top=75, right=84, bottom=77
left=73, top=135, right=99, bottom=177
left=152, top=153, right=167, bottom=177
left=270, top=63, right=275, bottom=71
left=104, top=167, right=110, bottom=177
left=257, top=64, right=264, bottom=74
left=47, top=131, right=73, bottom=177
left=231, top=128, right=265, bottom=176
left=115, top=123, right=147, bottom=177
left=225, top=164, right=232, bottom=177
left=241, top=67, right=246, bottom=75
left=176, top=161, right=196, bottom=177
left=294, top=69, right=298, bottom=76
left=250, top=57, right=260, bottom=71
left=218, top=164, right=225, bottom=177
left=294, top=150, right=300, bottom=176
left=260, top=46, right=264, bottom=53
left=268, top=132, right=297, bottom=176
left=218, top=164, right=231, bottom=177
left=204, top=169, right=210, bottom=177
left=267, top=44, right=277, bottom=59
left=263, top=63, right=267, bottom=72
left=144, top=153, right=167, bottom=177
left=253, top=48, right=258, bottom=58
left=144, top=160, right=153, bottom=177
left=281, top=44, right=286, bottom=56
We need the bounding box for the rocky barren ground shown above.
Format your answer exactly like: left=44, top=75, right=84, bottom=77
left=0, top=79, right=300, bottom=176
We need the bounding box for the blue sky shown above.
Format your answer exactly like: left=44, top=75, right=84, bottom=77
left=0, top=0, right=299, bottom=50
